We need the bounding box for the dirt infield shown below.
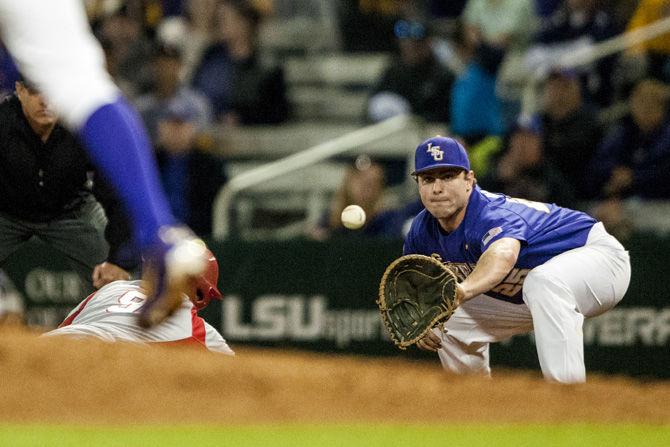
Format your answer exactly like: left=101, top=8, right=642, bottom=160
left=0, top=327, right=668, bottom=425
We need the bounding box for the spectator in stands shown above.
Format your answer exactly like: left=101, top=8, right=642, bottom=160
left=624, top=0, right=670, bottom=83
left=337, top=0, right=404, bottom=52
left=367, top=16, right=454, bottom=124
left=162, top=0, right=219, bottom=84
left=480, top=115, right=577, bottom=207
left=527, top=0, right=620, bottom=106
left=540, top=68, right=602, bottom=199
left=461, top=0, right=537, bottom=124
left=588, top=78, right=670, bottom=200
left=449, top=19, right=506, bottom=141
left=462, top=0, right=536, bottom=74
left=190, top=0, right=290, bottom=125
left=0, top=78, right=136, bottom=291
left=587, top=78, right=670, bottom=240
left=308, top=157, right=421, bottom=240
left=135, top=43, right=212, bottom=143
left=432, top=19, right=508, bottom=181
left=94, top=5, right=156, bottom=98
left=154, top=96, right=228, bottom=236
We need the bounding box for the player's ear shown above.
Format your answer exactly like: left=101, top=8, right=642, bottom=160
left=465, top=170, right=475, bottom=190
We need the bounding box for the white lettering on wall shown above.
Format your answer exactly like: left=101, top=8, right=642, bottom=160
left=223, top=295, right=383, bottom=347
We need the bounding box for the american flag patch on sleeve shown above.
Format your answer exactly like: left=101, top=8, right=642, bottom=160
left=482, top=226, right=502, bottom=246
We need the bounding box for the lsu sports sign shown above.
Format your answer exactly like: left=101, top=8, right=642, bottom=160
left=3, top=235, right=669, bottom=377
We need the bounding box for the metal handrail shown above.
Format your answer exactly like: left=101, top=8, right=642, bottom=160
left=212, top=114, right=415, bottom=239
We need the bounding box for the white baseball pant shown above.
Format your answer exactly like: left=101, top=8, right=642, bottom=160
left=434, top=222, right=631, bottom=383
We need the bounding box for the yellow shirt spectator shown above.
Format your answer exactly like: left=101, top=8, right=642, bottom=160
left=627, top=0, right=670, bottom=54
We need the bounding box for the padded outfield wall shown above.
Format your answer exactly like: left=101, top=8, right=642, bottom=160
left=3, top=233, right=669, bottom=378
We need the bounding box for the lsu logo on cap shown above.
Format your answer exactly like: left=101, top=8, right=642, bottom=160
left=427, top=142, right=444, bottom=161
left=412, top=136, right=471, bottom=175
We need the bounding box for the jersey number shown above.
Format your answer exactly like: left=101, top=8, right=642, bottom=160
left=508, top=197, right=550, bottom=213
left=106, top=290, right=147, bottom=314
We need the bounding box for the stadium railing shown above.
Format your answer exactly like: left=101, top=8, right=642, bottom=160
left=212, top=114, right=425, bottom=239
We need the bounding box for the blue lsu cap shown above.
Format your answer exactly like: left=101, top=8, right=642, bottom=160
left=412, top=136, right=470, bottom=175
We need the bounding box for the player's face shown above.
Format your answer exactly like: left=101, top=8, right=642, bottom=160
left=417, top=168, right=474, bottom=230
left=16, top=82, right=57, bottom=128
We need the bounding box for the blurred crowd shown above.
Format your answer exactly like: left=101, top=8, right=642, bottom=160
left=360, top=0, right=670, bottom=240
left=0, top=0, right=668, bottom=242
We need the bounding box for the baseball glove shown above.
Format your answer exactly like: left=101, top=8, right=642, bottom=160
left=377, top=254, right=459, bottom=350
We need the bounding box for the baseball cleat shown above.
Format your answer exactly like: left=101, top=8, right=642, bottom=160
left=138, top=226, right=208, bottom=328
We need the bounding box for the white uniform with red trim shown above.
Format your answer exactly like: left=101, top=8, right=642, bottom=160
left=45, top=280, right=233, bottom=355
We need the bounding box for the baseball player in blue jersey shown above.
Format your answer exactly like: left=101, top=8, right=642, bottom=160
left=405, top=136, right=631, bottom=383
left=0, top=1, right=207, bottom=327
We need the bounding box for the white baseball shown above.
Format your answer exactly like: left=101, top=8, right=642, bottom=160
left=341, top=205, right=366, bottom=230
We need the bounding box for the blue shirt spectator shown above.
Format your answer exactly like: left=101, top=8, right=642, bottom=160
left=450, top=62, right=505, bottom=138
left=367, top=18, right=454, bottom=125
left=190, top=0, right=289, bottom=125
left=532, top=0, right=621, bottom=106
left=588, top=79, right=670, bottom=199
left=154, top=97, right=228, bottom=235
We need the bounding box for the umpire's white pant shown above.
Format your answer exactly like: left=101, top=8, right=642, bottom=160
left=434, top=222, right=631, bottom=383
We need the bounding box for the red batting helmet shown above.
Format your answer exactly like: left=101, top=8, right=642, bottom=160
left=191, top=249, right=222, bottom=310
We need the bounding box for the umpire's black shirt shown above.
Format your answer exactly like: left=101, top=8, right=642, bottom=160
left=0, top=95, right=136, bottom=268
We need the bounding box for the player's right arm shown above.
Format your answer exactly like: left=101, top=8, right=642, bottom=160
left=457, top=237, right=520, bottom=304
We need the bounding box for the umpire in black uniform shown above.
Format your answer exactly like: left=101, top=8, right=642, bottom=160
left=0, top=78, right=138, bottom=291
